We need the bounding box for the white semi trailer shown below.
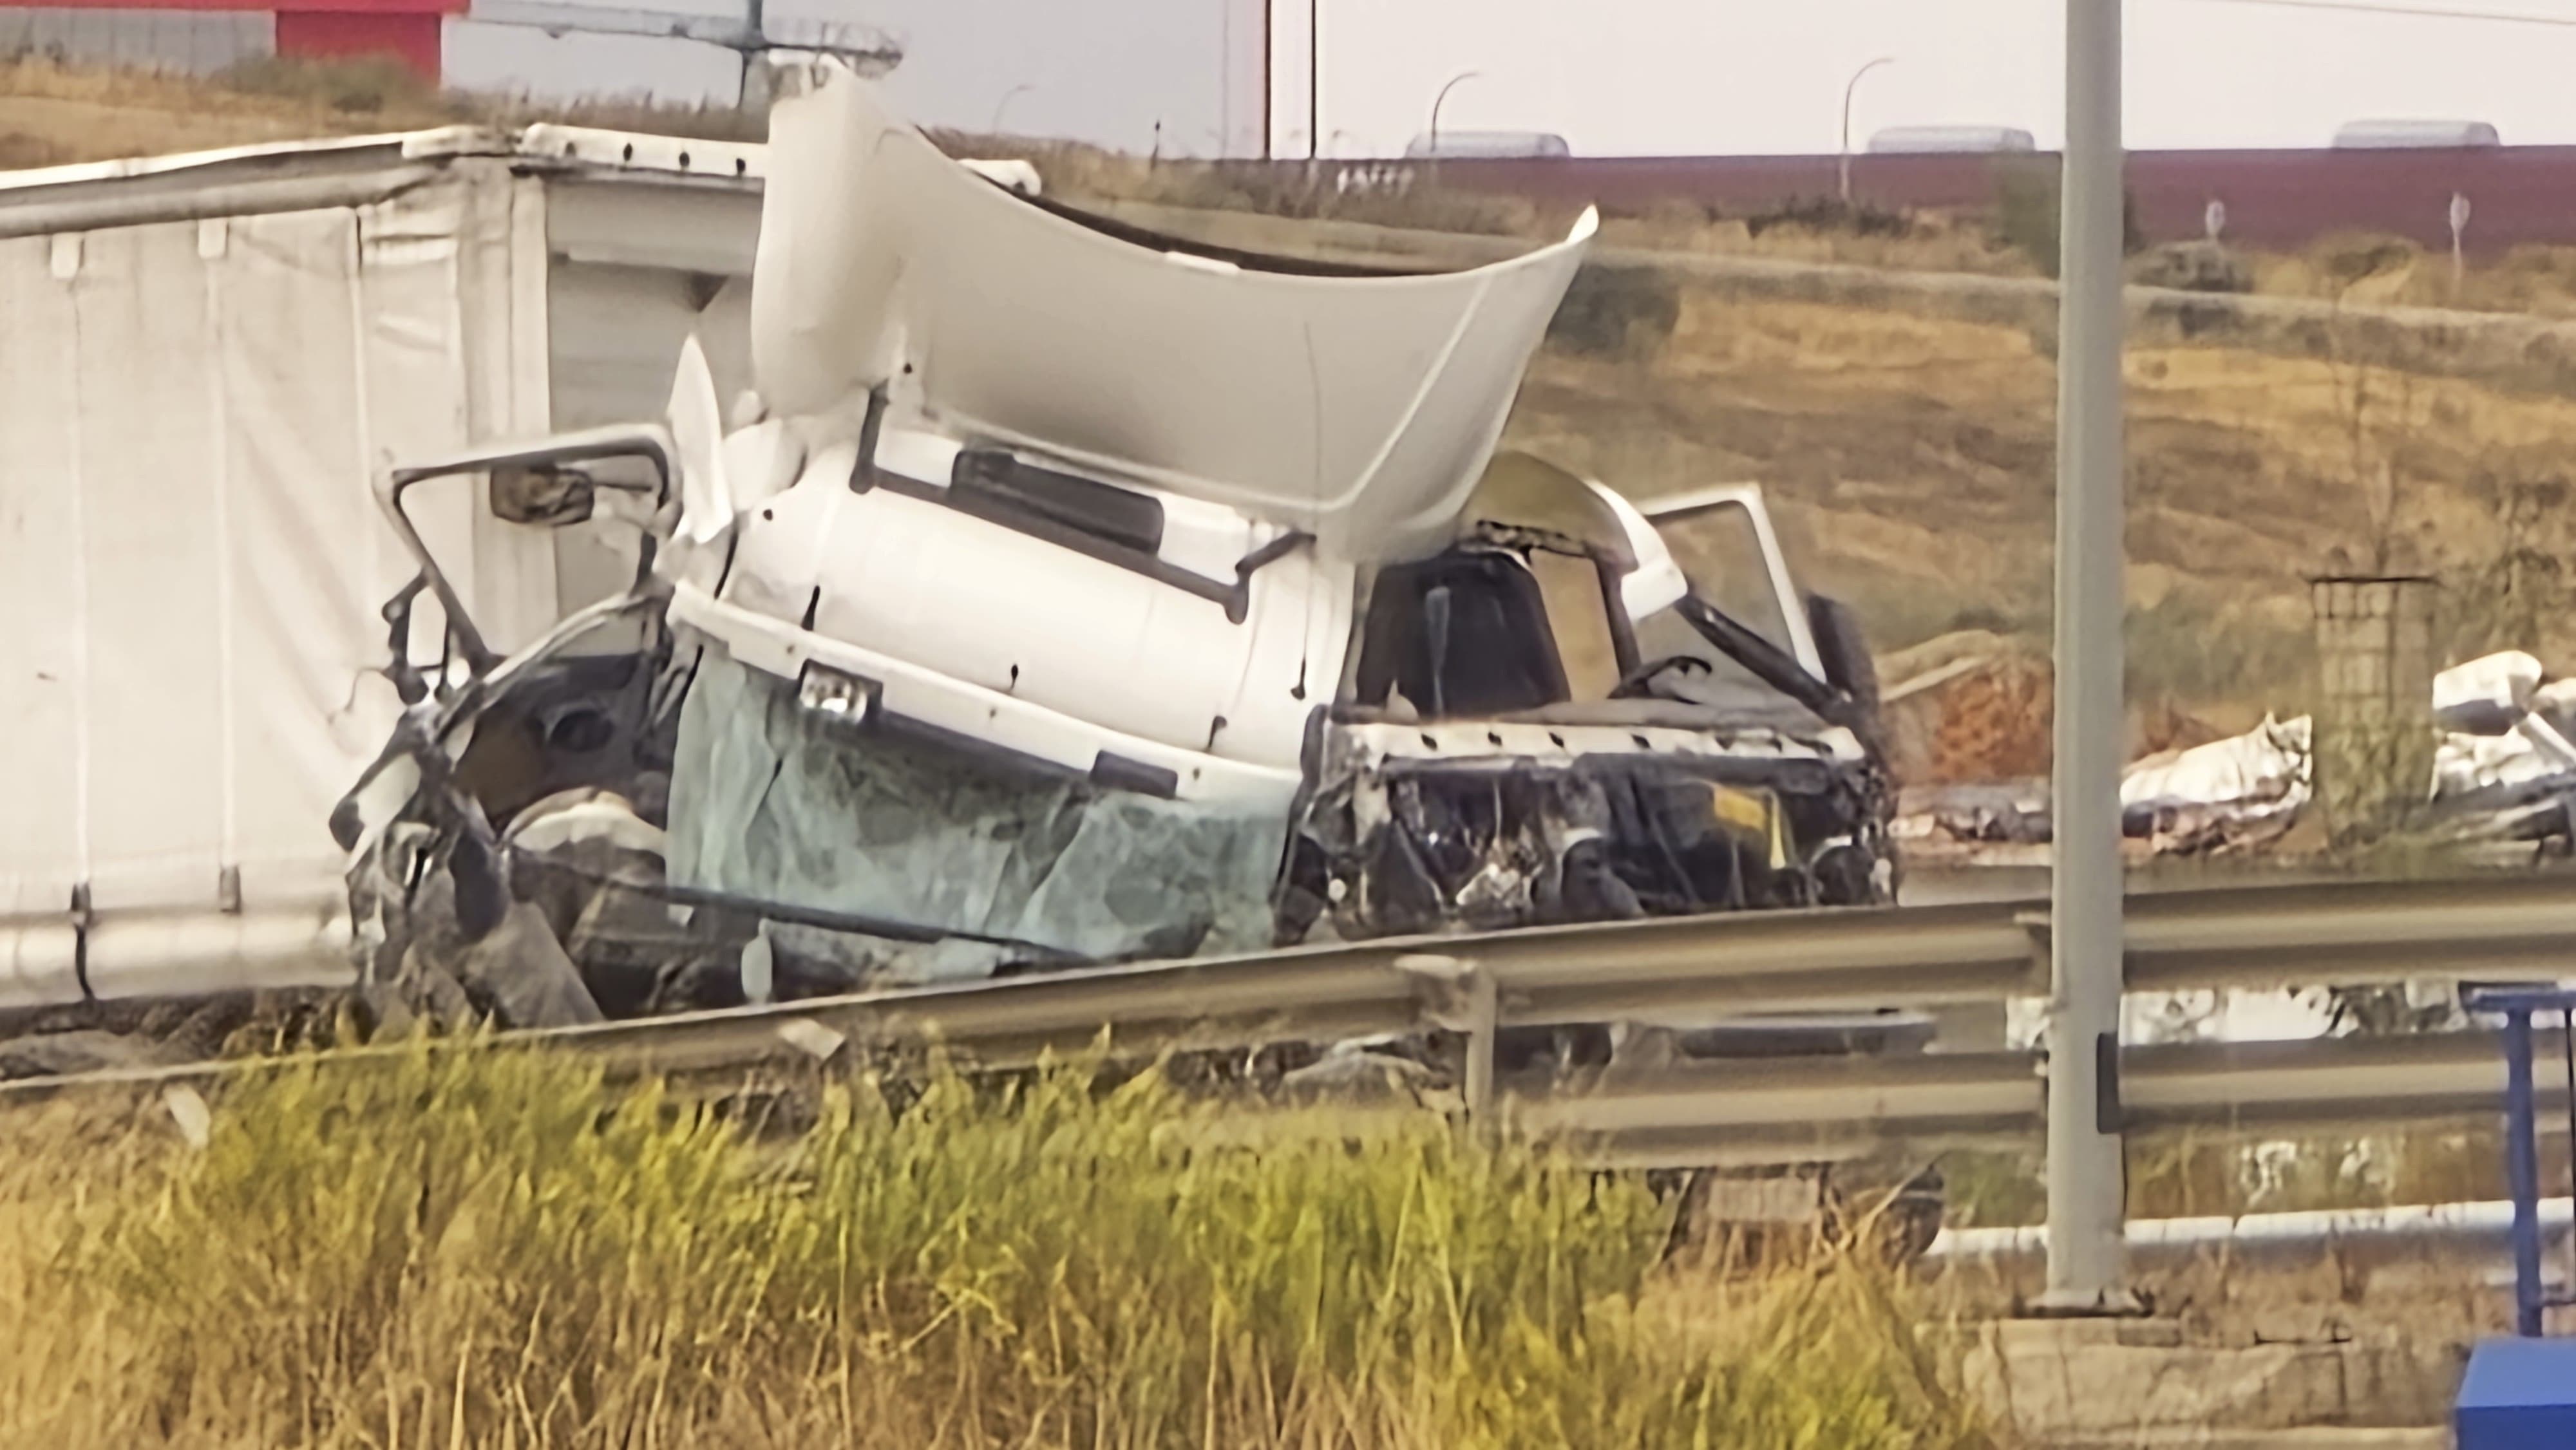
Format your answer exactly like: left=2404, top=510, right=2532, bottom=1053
left=0, top=119, right=1035, bottom=1009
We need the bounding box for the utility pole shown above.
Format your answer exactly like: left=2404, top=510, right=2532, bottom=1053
left=2041, top=0, right=2136, bottom=1315
left=1307, top=0, right=1320, bottom=160
left=2450, top=191, right=2473, bottom=293
left=468, top=1, right=898, bottom=117
left=1839, top=56, right=1894, bottom=204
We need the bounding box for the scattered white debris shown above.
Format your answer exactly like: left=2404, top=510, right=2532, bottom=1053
left=2434, top=650, right=2543, bottom=727
left=773, top=1018, right=847, bottom=1062
left=739, top=934, right=776, bottom=1007
left=2120, top=714, right=2313, bottom=854
left=162, top=1083, right=213, bottom=1151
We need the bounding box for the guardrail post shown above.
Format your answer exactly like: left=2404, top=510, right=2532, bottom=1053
left=1397, top=954, right=1498, bottom=1138
left=1461, top=966, right=1499, bottom=1133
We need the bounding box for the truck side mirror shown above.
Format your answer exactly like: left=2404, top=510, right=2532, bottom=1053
left=490, top=465, right=597, bottom=527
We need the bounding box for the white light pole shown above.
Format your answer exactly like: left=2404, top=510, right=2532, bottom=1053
left=2450, top=191, right=2473, bottom=290
left=739, top=0, right=764, bottom=110
left=1308, top=0, right=1321, bottom=161
left=1839, top=56, right=1895, bottom=204
left=990, top=83, right=1036, bottom=135
left=2043, top=0, right=2136, bottom=1315
left=1429, top=69, right=1484, bottom=152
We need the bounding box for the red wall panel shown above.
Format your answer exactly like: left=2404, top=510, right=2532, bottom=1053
left=271, top=6, right=440, bottom=79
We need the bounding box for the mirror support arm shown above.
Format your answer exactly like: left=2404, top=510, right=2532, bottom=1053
left=377, top=466, right=499, bottom=675
left=375, top=424, right=680, bottom=684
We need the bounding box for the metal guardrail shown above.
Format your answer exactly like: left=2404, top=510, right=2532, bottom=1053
left=6, top=875, right=2571, bottom=1169
left=1933, top=1196, right=2576, bottom=1266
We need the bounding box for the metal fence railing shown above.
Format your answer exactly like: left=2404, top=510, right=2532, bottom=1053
left=2467, top=986, right=2576, bottom=1337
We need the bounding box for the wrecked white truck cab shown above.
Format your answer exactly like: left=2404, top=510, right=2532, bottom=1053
left=335, top=57, right=1891, bottom=1025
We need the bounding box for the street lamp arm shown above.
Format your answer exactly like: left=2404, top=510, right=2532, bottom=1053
left=1838, top=55, right=1896, bottom=203
left=1428, top=69, right=1485, bottom=149
left=991, top=82, right=1037, bottom=134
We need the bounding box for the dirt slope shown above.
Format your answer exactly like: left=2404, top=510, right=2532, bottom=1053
left=0, top=57, right=757, bottom=169
left=0, top=59, right=442, bottom=165
left=1505, top=284, right=2576, bottom=731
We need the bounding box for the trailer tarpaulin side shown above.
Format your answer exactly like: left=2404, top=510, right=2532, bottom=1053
left=0, top=173, right=558, bottom=1006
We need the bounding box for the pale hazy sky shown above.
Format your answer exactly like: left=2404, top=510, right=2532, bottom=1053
left=1312, top=0, right=2576, bottom=153
left=444, top=0, right=2576, bottom=156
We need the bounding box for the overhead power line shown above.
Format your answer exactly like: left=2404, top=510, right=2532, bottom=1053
left=2175, top=0, right=2576, bottom=28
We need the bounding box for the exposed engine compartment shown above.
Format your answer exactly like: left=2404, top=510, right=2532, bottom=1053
left=1281, top=735, right=1892, bottom=946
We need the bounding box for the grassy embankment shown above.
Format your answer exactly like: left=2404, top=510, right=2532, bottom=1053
left=0, top=1044, right=1986, bottom=1449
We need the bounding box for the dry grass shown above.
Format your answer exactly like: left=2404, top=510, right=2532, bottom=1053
left=2251, top=231, right=2576, bottom=320
left=1938, top=1122, right=2548, bottom=1238
left=0, top=1044, right=1989, bottom=1449
left=0, top=56, right=397, bottom=166
left=0, top=55, right=762, bottom=168
left=1595, top=199, right=2039, bottom=277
